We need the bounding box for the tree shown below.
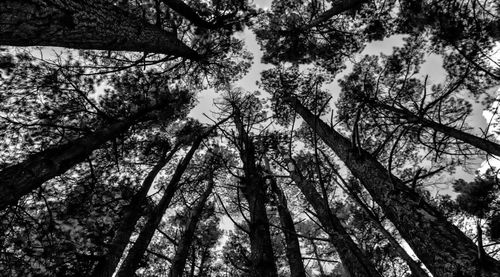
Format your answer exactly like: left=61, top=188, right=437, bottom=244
left=283, top=94, right=500, bottom=276
left=0, top=86, right=192, bottom=210
left=115, top=121, right=223, bottom=276
left=0, top=0, right=200, bottom=59
left=223, top=91, right=279, bottom=277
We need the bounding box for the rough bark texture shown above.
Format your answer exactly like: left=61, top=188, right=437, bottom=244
left=0, top=99, right=177, bottom=210
left=91, top=144, right=179, bottom=277
left=233, top=109, right=278, bottom=277
left=289, top=166, right=382, bottom=277
left=0, top=0, right=200, bottom=59
left=332, top=171, right=429, bottom=277
left=368, top=100, right=500, bottom=157
left=168, top=176, right=215, bottom=277
left=286, top=96, right=500, bottom=277
left=115, top=138, right=202, bottom=277
left=264, top=159, right=306, bottom=277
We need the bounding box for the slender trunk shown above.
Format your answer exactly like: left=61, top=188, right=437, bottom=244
left=0, top=0, right=200, bottom=59
left=233, top=109, right=278, bottom=277
left=264, top=158, right=306, bottom=277
left=116, top=120, right=226, bottom=277
left=0, top=99, right=175, bottom=210
left=115, top=140, right=201, bottom=277
left=368, top=100, right=500, bottom=157
left=91, top=144, right=179, bottom=277
left=286, top=96, right=500, bottom=276
left=168, top=176, right=215, bottom=277
left=189, top=247, right=197, bottom=277
left=336, top=176, right=429, bottom=277
left=197, top=249, right=208, bottom=277
left=289, top=165, right=382, bottom=277
left=310, top=239, right=326, bottom=276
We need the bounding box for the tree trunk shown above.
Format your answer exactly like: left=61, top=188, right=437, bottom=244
left=0, top=0, right=200, bottom=60
left=233, top=109, right=278, bottom=277
left=115, top=120, right=225, bottom=277
left=288, top=165, right=382, bottom=277
left=91, top=143, right=179, bottom=277
left=168, top=175, right=215, bottom=277
left=367, top=99, right=500, bottom=157
left=264, top=158, right=306, bottom=277
left=286, top=96, right=500, bottom=276
left=330, top=169, right=429, bottom=277
left=0, top=99, right=176, bottom=210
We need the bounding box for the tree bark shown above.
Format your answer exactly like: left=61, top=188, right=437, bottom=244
left=0, top=100, right=176, bottom=210
left=329, top=168, right=429, bottom=277
left=168, top=174, right=215, bottom=277
left=264, top=158, right=306, bottom=277
left=115, top=120, right=225, bottom=277
left=91, top=143, right=180, bottom=277
left=288, top=164, right=382, bottom=277
left=367, top=99, right=500, bottom=157
left=0, top=0, right=200, bottom=60
left=233, top=109, right=278, bottom=277
left=285, top=96, right=500, bottom=277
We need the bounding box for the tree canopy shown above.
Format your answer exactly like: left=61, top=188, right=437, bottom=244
left=1, top=0, right=500, bottom=276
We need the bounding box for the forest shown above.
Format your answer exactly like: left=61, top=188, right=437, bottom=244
left=1, top=0, right=500, bottom=276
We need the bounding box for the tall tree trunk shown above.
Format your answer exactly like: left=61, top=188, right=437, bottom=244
left=285, top=96, right=500, bottom=276
left=91, top=143, right=180, bottom=277
left=116, top=120, right=225, bottom=277
left=367, top=99, right=500, bottom=157
left=169, top=174, right=215, bottom=277
left=0, top=0, right=200, bottom=60
left=327, top=164, right=429, bottom=277
left=288, top=164, right=382, bottom=277
left=233, top=109, right=278, bottom=277
left=0, top=99, right=177, bottom=210
left=264, top=158, right=306, bottom=277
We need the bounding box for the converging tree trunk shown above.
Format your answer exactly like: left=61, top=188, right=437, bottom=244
left=0, top=100, right=178, bottom=210
left=0, top=0, right=200, bottom=59
left=116, top=121, right=224, bottom=277
left=169, top=173, right=215, bottom=277
left=285, top=96, right=500, bottom=276
left=325, top=159, right=429, bottom=277
left=91, top=143, right=180, bottom=277
left=233, top=108, right=279, bottom=277
left=264, top=158, right=306, bottom=277
left=288, top=161, right=382, bottom=277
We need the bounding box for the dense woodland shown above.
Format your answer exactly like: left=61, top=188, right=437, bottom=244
left=1, top=0, right=500, bottom=276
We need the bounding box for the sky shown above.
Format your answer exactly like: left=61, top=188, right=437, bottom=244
left=188, top=2, right=500, bottom=195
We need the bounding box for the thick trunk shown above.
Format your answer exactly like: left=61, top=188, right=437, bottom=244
left=286, top=96, right=500, bottom=276
left=368, top=100, right=500, bottom=157
left=91, top=144, right=179, bottom=277
left=0, top=99, right=176, bottom=210
left=264, top=159, right=306, bottom=277
left=0, top=0, right=200, bottom=59
left=168, top=176, right=215, bottom=277
left=233, top=110, right=278, bottom=277
left=289, top=167, right=382, bottom=277
left=115, top=138, right=203, bottom=277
